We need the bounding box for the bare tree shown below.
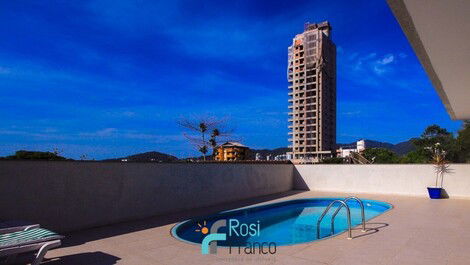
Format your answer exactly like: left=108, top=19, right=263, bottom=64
left=52, top=147, right=63, bottom=156
left=177, top=116, right=233, bottom=161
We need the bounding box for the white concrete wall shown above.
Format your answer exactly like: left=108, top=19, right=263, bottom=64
left=294, top=164, right=470, bottom=198
left=0, top=161, right=293, bottom=232
left=3, top=161, right=469, bottom=232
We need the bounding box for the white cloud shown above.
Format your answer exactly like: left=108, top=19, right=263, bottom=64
left=364, top=53, right=377, bottom=60
left=77, top=128, right=184, bottom=143
left=351, top=53, right=377, bottom=71
left=78, top=128, right=117, bottom=137
left=341, top=111, right=362, bottom=117
left=378, top=54, right=394, bottom=65
left=0, top=128, right=69, bottom=140
left=373, top=65, right=386, bottom=75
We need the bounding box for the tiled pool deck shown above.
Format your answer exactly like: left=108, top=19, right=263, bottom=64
left=44, top=191, right=470, bottom=265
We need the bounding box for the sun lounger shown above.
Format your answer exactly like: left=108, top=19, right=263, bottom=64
left=0, top=226, right=63, bottom=265
left=0, top=220, right=39, bottom=235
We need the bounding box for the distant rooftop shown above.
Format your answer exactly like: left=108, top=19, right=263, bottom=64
left=304, top=21, right=331, bottom=31
left=220, top=141, right=248, bottom=148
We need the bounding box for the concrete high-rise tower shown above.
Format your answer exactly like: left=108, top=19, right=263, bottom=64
left=287, top=22, right=336, bottom=161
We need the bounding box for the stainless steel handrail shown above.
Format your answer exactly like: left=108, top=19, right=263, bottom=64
left=331, top=196, right=366, bottom=234
left=316, top=200, right=352, bottom=240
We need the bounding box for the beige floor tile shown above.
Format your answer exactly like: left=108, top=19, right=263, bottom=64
left=46, top=191, right=470, bottom=265
left=272, top=255, right=327, bottom=265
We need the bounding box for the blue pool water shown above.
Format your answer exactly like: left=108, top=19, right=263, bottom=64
left=171, top=198, right=392, bottom=246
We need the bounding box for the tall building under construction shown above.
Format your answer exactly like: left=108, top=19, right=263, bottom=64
left=287, top=22, right=336, bottom=161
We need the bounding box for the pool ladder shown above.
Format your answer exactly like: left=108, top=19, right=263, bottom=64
left=316, top=196, right=367, bottom=240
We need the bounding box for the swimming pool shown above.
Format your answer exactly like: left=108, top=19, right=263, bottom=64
left=171, top=198, right=392, bottom=246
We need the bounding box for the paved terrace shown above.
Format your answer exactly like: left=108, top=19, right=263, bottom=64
left=44, top=191, right=470, bottom=265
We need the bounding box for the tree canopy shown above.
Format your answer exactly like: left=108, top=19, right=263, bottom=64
left=363, top=148, right=400, bottom=164
left=3, top=150, right=67, bottom=160
left=411, top=124, right=458, bottom=162
left=457, top=120, right=470, bottom=162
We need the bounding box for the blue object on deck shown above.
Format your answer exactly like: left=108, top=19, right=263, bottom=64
left=171, top=198, right=392, bottom=246
left=427, top=187, right=442, bottom=199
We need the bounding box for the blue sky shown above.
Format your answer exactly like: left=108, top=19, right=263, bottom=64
left=0, top=0, right=462, bottom=159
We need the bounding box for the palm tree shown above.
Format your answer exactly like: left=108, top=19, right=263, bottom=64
left=178, top=117, right=232, bottom=161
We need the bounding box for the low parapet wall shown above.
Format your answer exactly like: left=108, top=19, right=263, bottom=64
left=0, top=161, right=294, bottom=232
left=3, top=161, right=469, bottom=232
left=294, top=164, right=470, bottom=198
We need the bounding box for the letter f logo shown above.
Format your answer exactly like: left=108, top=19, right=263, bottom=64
left=201, top=219, right=226, bottom=254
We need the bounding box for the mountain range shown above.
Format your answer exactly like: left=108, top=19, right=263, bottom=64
left=337, top=140, right=414, bottom=155
left=248, top=140, right=414, bottom=160
left=102, top=139, right=415, bottom=161
left=103, top=151, right=178, bottom=162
